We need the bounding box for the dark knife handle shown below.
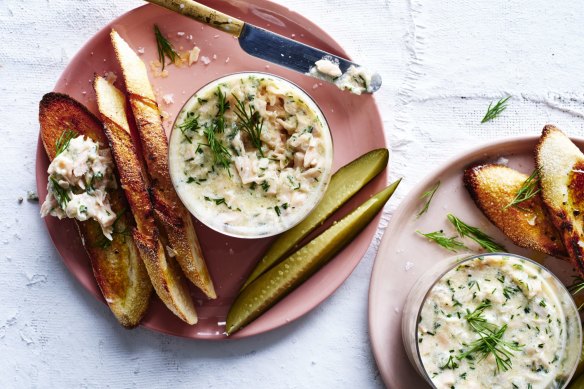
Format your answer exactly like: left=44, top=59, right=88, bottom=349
left=145, top=0, right=245, bottom=37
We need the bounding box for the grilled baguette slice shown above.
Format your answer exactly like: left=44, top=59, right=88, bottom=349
left=536, top=125, right=584, bottom=276
left=110, top=29, right=216, bottom=299
left=94, top=76, right=198, bottom=324
left=464, top=164, right=566, bottom=257
left=39, top=92, right=152, bottom=328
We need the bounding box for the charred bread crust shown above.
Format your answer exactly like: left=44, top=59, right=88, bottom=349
left=39, top=92, right=152, bottom=328
left=464, top=163, right=566, bottom=257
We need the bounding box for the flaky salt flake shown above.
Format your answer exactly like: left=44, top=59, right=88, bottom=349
left=162, top=94, right=174, bottom=105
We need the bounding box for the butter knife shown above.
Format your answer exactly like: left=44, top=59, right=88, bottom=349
left=144, top=0, right=382, bottom=94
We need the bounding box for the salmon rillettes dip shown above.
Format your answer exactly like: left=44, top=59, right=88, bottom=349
left=402, top=254, right=582, bottom=389
left=169, top=73, right=333, bottom=238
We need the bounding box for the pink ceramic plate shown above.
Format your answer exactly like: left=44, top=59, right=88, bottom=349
left=368, top=136, right=583, bottom=387
left=36, top=1, right=387, bottom=339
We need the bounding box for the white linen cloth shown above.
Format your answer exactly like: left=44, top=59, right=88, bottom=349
left=0, top=0, right=583, bottom=387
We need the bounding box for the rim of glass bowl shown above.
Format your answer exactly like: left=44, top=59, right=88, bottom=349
left=168, top=71, right=334, bottom=239
left=411, top=252, right=583, bottom=388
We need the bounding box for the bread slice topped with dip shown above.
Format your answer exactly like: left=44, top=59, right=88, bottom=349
left=110, top=29, right=216, bottom=300
left=464, top=163, right=566, bottom=257
left=536, top=125, right=584, bottom=275
left=94, top=76, right=198, bottom=325
left=39, top=92, right=153, bottom=328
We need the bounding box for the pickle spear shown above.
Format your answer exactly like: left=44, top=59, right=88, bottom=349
left=226, top=179, right=401, bottom=335
left=240, top=148, right=389, bottom=291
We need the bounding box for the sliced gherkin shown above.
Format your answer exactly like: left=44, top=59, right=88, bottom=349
left=226, top=179, right=401, bottom=335
left=240, top=148, right=389, bottom=291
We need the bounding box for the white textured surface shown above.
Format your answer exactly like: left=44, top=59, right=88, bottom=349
left=1, top=0, right=584, bottom=387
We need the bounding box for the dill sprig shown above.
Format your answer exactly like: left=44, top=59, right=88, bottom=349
left=441, top=355, right=459, bottom=370
left=417, top=181, right=440, bottom=217
left=504, top=169, right=540, bottom=210
left=178, top=112, right=200, bottom=144
left=49, top=176, right=70, bottom=209
left=55, top=129, right=78, bottom=156
left=154, top=24, right=178, bottom=70
left=447, top=214, right=506, bottom=252
left=232, top=94, right=264, bottom=157
left=481, top=96, right=511, bottom=123
left=416, top=230, right=468, bottom=252
left=568, top=276, right=584, bottom=311
left=203, top=123, right=231, bottom=173
left=214, top=87, right=229, bottom=134
left=457, top=300, right=523, bottom=373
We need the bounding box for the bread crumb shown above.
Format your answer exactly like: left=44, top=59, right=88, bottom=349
left=213, top=35, right=219, bottom=39
left=188, top=46, right=201, bottom=66
left=225, top=57, right=230, bottom=64
left=212, top=54, right=217, bottom=60
left=177, top=31, right=185, bottom=36
left=149, top=60, right=170, bottom=78
left=137, top=47, right=145, bottom=55
left=201, top=56, right=211, bottom=65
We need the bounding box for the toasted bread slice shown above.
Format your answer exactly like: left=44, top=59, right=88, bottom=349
left=39, top=92, right=152, bottom=328
left=536, top=125, right=584, bottom=275
left=110, top=30, right=216, bottom=299
left=94, top=76, right=198, bottom=324
left=464, top=164, right=566, bottom=257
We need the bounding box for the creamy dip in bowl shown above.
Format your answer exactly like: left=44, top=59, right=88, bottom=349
left=402, top=253, right=582, bottom=389
left=169, top=73, right=333, bottom=238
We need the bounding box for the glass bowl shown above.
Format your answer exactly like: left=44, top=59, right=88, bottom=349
left=401, top=253, right=582, bottom=389
left=168, top=72, right=333, bottom=239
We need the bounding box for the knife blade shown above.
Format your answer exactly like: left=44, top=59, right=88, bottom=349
left=145, top=0, right=382, bottom=94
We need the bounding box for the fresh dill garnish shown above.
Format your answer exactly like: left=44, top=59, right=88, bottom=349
left=204, top=196, right=226, bottom=206
left=154, top=24, right=178, bottom=71
left=55, top=129, right=78, bottom=156
left=202, top=122, right=232, bottom=174
left=261, top=180, right=270, bottom=192
left=457, top=300, right=523, bottom=373
left=49, top=176, right=70, bottom=209
left=504, top=169, right=540, bottom=210
left=186, top=177, right=206, bottom=185
left=232, top=93, right=264, bottom=157
left=416, top=230, right=468, bottom=252
left=481, top=96, right=511, bottom=123
left=441, top=355, right=459, bottom=370
left=274, top=205, right=281, bottom=216
left=447, top=214, right=506, bottom=252
left=287, top=175, right=301, bottom=190
left=178, top=112, right=200, bottom=143
left=502, top=286, right=519, bottom=301
left=214, top=87, right=229, bottom=133
left=568, top=276, right=584, bottom=311
left=417, top=181, right=440, bottom=217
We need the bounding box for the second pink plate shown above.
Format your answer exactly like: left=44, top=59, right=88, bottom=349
left=36, top=0, right=387, bottom=339
left=368, top=136, right=582, bottom=387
